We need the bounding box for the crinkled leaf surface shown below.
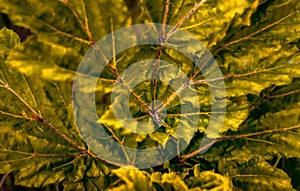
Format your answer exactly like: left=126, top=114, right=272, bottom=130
left=107, top=167, right=233, bottom=191
left=0, top=27, right=109, bottom=188
left=187, top=167, right=232, bottom=191
left=0, top=0, right=299, bottom=190
left=221, top=160, right=296, bottom=191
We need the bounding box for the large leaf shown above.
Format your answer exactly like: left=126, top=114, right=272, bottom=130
left=0, top=27, right=110, bottom=188
left=0, top=0, right=300, bottom=190
left=183, top=82, right=300, bottom=190
left=108, top=167, right=233, bottom=191
left=0, top=0, right=132, bottom=81
left=107, top=167, right=154, bottom=191
left=187, top=165, right=233, bottom=191
left=143, top=0, right=259, bottom=47
left=221, top=159, right=295, bottom=191
left=0, top=27, right=20, bottom=60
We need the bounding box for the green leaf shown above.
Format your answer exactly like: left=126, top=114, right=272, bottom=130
left=151, top=171, right=189, bottom=191
left=1, top=0, right=300, bottom=190
left=143, top=0, right=259, bottom=47
left=198, top=86, right=300, bottom=162
left=187, top=170, right=233, bottom=191
left=107, top=167, right=154, bottom=191
left=221, top=159, right=295, bottom=191
left=214, top=0, right=300, bottom=96
left=0, top=27, right=19, bottom=59
left=0, top=0, right=132, bottom=82
left=62, top=158, right=110, bottom=191
left=233, top=104, right=300, bottom=159
left=0, top=28, right=109, bottom=188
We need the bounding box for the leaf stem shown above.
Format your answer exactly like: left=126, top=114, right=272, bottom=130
left=249, top=85, right=276, bottom=111
left=87, top=22, right=152, bottom=113
left=152, top=0, right=210, bottom=112
left=0, top=83, right=124, bottom=167
left=161, top=0, right=171, bottom=37
left=41, top=21, right=92, bottom=45
left=180, top=139, right=220, bottom=160
left=0, top=110, right=31, bottom=120
left=1, top=84, right=39, bottom=116
left=166, top=0, right=207, bottom=39
left=22, top=74, right=40, bottom=114
left=104, top=124, right=132, bottom=165
left=0, top=148, right=82, bottom=157
left=268, top=89, right=300, bottom=99
left=151, top=0, right=171, bottom=112
left=63, top=0, right=95, bottom=44
left=155, top=61, right=298, bottom=112
left=222, top=124, right=300, bottom=140
left=154, top=9, right=298, bottom=114
left=180, top=124, right=300, bottom=161
left=0, top=173, right=9, bottom=189
left=212, top=12, right=297, bottom=54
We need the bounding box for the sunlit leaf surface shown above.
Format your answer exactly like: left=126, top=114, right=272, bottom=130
left=0, top=0, right=299, bottom=190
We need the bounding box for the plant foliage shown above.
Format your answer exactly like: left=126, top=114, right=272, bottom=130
left=0, top=0, right=300, bottom=190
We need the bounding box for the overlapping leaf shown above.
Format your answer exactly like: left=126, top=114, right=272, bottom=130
left=0, top=0, right=300, bottom=190
left=185, top=81, right=300, bottom=190
left=0, top=27, right=109, bottom=188
left=220, top=160, right=295, bottom=191
left=107, top=167, right=232, bottom=191
left=0, top=0, right=132, bottom=81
